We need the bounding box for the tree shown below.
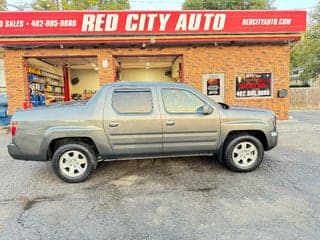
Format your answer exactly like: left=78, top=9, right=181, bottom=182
left=291, top=1, right=320, bottom=83
left=32, top=0, right=59, bottom=10
left=182, top=0, right=275, bottom=10
left=0, top=0, right=6, bottom=10
left=32, top=0, right=130, bottom=10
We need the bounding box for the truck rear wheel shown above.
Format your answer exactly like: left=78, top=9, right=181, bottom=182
left=52, top=143, right=97, bottom=183
left=224, top=135, right=264, bottom=172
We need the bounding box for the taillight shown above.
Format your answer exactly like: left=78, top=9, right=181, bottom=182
left=10, top=121, right=17, bottom=137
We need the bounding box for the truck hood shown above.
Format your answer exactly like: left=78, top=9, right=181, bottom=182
left=219, top=104, right=276, bottom=123
left=228, top=105, right=274, bottom=115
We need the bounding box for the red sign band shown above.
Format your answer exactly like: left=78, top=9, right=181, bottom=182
left=0, top=10, right=306, bottom=36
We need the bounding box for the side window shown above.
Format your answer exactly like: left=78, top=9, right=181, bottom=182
left=112, top=89, right=153, bottom=114
left=162, top=88, right=205, bottom=113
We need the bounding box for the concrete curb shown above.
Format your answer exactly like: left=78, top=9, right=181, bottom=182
left=278, top=120, right=299, bottom=124
left=277, top=115, right=299, bottom=124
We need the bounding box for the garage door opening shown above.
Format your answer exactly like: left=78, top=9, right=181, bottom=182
left=114, top=55, right=183, bottom=82
left=26, top=56, right=98, bottom=106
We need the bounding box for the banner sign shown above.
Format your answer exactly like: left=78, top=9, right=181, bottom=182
left=236, top=72, right=272, bottom=98
left=0, top=10, right=306, bottom=36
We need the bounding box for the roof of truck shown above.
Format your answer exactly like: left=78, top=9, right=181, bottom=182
left=110, top=81, right=192, bottom=89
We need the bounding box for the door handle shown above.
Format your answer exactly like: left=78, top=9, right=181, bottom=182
left=109, top=121, right=118, bottom=127
left=166, top=120, right=175, bottom=126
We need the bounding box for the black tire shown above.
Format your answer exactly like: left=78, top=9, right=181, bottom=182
left=223, top=135, right=264, bottom=172
left=52, top=143, right=97, bottom=183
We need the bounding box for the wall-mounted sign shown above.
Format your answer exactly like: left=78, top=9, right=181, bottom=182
left=236, top=72, right=272, bottom=98
left=207, top=77, right=220, bottom=95
left=0, top=10, right=306, bottom=37
left=202, top=73, right=225, bottom=102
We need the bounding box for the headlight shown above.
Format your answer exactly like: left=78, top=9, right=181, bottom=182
left=272, top=115, right=277, bottom=128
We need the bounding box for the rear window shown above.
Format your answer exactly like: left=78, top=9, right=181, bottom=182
left=112, top=89, right=153, bottom=114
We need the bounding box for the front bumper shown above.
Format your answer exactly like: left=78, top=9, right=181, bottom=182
left=267, top=130, right=278, bottom=150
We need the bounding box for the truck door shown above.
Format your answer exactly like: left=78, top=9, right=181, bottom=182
left=104, top=86, right=162, bottom=156
left=158, top=87, right=220, bottom=154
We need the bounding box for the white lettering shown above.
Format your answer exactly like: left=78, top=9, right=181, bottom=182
left=147, top=14, right=157, bottom=31
left=175, top=13, right=226, bottom=32
left=125, top=14, right=139, bottom=31
left=242, top=18, right=280, bottom=26
left=126, top=13, right=171, bottom=32
left=60, top=19, right=76, bottom=27
left=279, top=18, right=291, bottom=25
left=138, top=14, right=146, bottom=31
left=5, top=20, right=24, bottom=28
left=175, top=14, right=187, bottom=31
left=213, top=14, right=226, bottom=30
left=159, top=14, right=171, bottom=31
left=105, top=14, right=118, bottom=31
left=204, top=13, right=214, bottom=30
left=81, top=14, right=118, bottom=32
left=95, top=14, right=105, bottom=31
left=81, top=12, right=227, bottom=33
left=81, top=14, right=95, bottom=31
left=188, top=14, right=201, bottom=31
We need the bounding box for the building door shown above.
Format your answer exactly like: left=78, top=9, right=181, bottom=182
left=202, top=73, right=225, bottom=103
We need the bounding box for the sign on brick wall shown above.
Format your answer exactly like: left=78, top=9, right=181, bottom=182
left=0, top=10, right=306, bottom=37
left=236, top=72, right=272, bottom=98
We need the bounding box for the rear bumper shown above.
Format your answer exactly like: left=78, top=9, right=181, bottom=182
left=267, top=130, right=278, bottom=150
left=7, top=143, right=48, bottom=161
left=7, top=143, right=24, bottom=160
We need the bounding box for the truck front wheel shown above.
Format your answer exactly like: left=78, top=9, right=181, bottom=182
left=224, top=135, right=264, bottom=172
left=52, top=143, right=97, bottom=183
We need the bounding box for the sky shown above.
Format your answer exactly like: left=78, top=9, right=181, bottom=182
left=7, top=0, right=319, bottom=11
left=129, top=0, right=318, bottom=10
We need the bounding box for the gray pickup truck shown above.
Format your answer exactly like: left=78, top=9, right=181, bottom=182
left=8, top=82, right=278, bottom=183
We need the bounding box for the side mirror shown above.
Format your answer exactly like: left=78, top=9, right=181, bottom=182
left=197, top=104, right=213, bottom=114
left=203, top=104, right=213, bottom=115
left=197, top=104, right=213, bottom=115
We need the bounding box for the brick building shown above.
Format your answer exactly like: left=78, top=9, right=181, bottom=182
left=0, top=10, right=306, bottom=119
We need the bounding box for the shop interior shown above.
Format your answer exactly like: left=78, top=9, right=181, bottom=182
left=26, top=54, right=183, bottom=107
left=114, top=55, right=183, bottom=82
left=27, top=57, right=99, bottom=106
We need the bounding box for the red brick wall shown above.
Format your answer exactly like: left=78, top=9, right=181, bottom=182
left=4, top=50, right=28, bottom=115
left=4, top=43, right=290, bottom=119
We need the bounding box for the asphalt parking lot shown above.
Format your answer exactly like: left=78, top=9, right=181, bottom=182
left=0, top=110, right=319, bottom=240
